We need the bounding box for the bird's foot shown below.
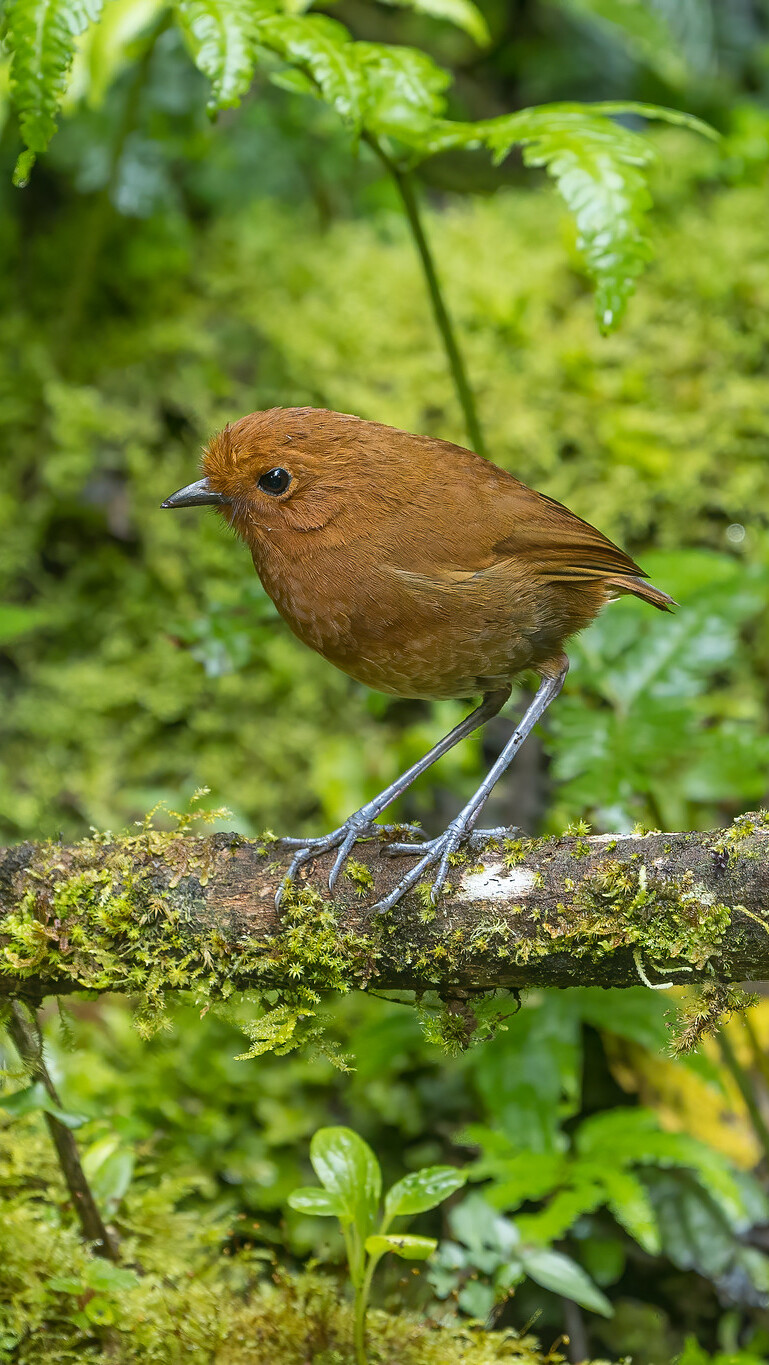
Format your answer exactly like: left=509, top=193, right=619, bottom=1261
left=276, top=820, right=425, bottom=909
left=374, top=815, right=480, bottom=915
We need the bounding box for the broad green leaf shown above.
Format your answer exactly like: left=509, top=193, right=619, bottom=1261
left=310, top=1126, right=381, bottom=1237
left=520, top=1246, right=613, bottom=1316
left=46, top=1275, right=83, bottom=1294
left=376, top=0, right=490, bottom=47
left=175, top=0, right=266, bottom=111
left=0, top=1080, right=87, bottom=1128
left=384, top=1165, right=466, bottom=1222
left=449, top=1193, right=521, bottom=1259
left=258, top=13, right=366, bottom=128
left=84, top=1260, right=140, bottom=1292
left=5, top=0, right=104, bottom=183
left=0, top=1080, right=51, bottom=1117
left=365, top=1232, right=437, bottom=1260
left=82, top=1135, right=134, bottom=1211
left=287, top=1186, right=345, bottom=1217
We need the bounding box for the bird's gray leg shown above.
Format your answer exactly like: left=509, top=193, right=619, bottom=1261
left=374, top=665, right=568, bottom=914
left=276, top=686, right=511, bottom=908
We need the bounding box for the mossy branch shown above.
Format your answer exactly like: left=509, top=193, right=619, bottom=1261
left=2, top=814, right=769, bottom=1012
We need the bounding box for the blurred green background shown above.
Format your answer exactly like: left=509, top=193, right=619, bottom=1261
left=4, top=1, right=769, bottom=1361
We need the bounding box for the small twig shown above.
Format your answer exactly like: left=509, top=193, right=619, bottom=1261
left=6, top=1001, right=120, bottom=1260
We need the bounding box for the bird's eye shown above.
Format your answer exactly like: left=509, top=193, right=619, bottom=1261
left=258, top=467, right=292, bottom=495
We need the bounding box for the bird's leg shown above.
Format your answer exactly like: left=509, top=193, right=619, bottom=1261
left=276, top=686, right=511, bottom=909
left=374, top=666, right=568, bottom=915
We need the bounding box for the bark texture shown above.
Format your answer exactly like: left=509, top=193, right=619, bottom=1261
left=1, top=816, right=768, bottom=1004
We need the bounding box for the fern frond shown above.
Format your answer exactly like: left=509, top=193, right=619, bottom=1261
left=175, top=0, right=267, bottom=111
left=257, top=14, right=366, bottom=128
left=356, top=41, right=450, bottom=145
left=5, top=0, right=103, bottom=184
left=480, top=107, right=655, bottom=331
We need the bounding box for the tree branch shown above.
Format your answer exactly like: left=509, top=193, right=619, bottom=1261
left=1, top=816, right=769, bottom=1005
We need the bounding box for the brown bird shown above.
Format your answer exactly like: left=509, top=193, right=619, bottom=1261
left=162, top=407, right=673, bottom=912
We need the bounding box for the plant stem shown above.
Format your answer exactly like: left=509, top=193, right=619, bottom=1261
left=369, top=139, right=487, bottom=458
left=353, top=1256, right=378, bottom=1365
left=7, top=1001, right=120, bottom=1260
left=717, top=1026, right=769, bottom=1168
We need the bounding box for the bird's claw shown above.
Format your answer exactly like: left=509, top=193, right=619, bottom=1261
left=373, top=818, right=474, bottom=916
left=276, top=820, right=426, bottom=909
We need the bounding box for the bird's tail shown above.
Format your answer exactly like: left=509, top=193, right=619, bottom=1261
left=604, top=575, right=677, bottom=613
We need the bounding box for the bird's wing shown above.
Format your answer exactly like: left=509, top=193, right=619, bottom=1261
left=488, top=482, right=646, bottom=583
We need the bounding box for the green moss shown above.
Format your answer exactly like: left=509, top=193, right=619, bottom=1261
left=516, top=856, right=732, bottom=975
left=1, top=808, right=378, bottom=1064
left=710, top=809, right=769, bottom=861
left=502, top=838, right=545, bottom=869
left=563, top=820, right=592, bottom=837
left=344, top=859, right=374, bottom=896
left=0, top=1116, right=577, bottom=1365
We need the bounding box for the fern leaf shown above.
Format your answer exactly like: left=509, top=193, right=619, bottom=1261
left=478, top=107, right=656, bottom=331
left=175, top=0, right=268, bottom=112
left=356, top=41, right=450, bottom=144
left=376, top=0, right=490, bottom=47
left=257, top=14, right=366, bottom=129
left=600, top=1166, right=660, bottom=1254
left=5, top=0, right=103, bottom=184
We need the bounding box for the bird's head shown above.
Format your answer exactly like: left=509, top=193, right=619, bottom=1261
left=161, top=406, right=413, bottom=545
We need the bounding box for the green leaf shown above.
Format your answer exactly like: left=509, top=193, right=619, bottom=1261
left=365, top=1232, right=437, bottom=1260
left=5, top=0, right=104, bottom=182
left=376, top=0, right=490, bottom=47
left=356, top=41, right=450, bottom=144
left=82, top=1136, right=134, bottom=1211
left=575, top=1110, right=750, bottom=1227
left=519, top=1246, right=613, bottom=1316
left=478, top=107, right=654, bottom=331
left=175, top=0, right=265, bottom=111
left=45, top=1276, right=83, bottom=1294
left=309, top=1126, right=382, bottom=1237
left=0, top=605, right=50, bottom=645
left=384, top=1165, right=466, bottom=1223
left=0, top=1080, right=87, bottom=1128
left=287, top=1186, right=345, bottom=1217
left=84, top=1260, right=140, bottom=1292
left=258, top=14, right=366, bottom=129
left=449, top=1193, right=521, bottom=1260
left=600, top=1167, right=660, bottom=1255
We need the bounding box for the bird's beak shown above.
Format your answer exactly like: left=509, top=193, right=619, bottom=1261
left=161, top=478, right=231, bottom=509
